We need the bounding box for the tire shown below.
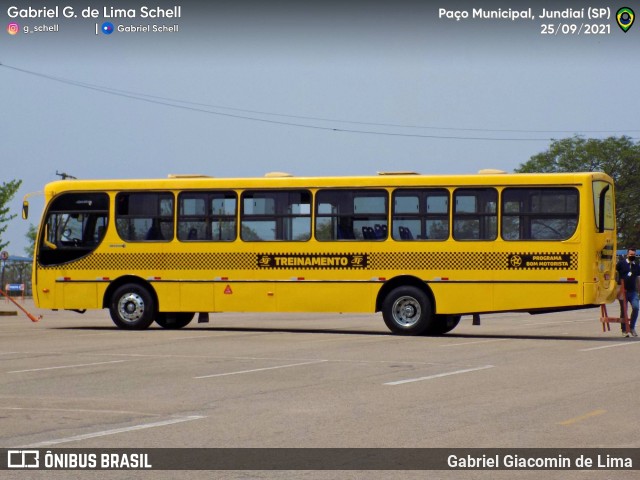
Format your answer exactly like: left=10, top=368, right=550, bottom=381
left=109, top=283, right=156, bottom=330
left=155, top=312, right=195, bottom=329
left=431, top=315, right=461, bottom=335
left=382, top=286, right=433, bottom=335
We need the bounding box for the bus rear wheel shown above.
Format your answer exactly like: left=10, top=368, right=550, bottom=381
left=109, top=284, right=156, bottom=330
left=382, top=286, right=433, bottom=335
left=431, top=315, right=461, bottom=335
left=155, top=312, right=195, bottom=329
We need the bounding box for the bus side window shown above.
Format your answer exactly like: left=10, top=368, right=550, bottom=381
left=392, top=189, right=449, bottom=241
left=316, top=189, right=387, bottom=241
left=453, top=189, right=497, bottom=241
left=145, top=220, right=164, bottom=240
left=241, top=190, right=311, bottom=241
left=502, top=188, right=578, bottom=241
left=116, top=192, right=174, bottom=242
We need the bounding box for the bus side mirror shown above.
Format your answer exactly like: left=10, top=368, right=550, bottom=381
left=22, top=191, right=43, bottom=220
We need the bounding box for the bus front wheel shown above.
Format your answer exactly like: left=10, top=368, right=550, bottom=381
left=109, top=284, right=156, bottom=330
left=382, top=286, right=433, bottom=335
left=155, top=312, right=195, bottom=329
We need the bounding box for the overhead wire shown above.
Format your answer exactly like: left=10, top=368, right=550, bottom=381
left=1, top=62, right=637, bottom=141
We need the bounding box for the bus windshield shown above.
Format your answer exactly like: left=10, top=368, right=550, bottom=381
left=39, top=192, right=109, bottom=266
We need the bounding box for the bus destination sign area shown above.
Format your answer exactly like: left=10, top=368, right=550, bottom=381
left=258, top=254, right=368, bottom=269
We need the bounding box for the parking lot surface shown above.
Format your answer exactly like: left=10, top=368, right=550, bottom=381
left=1, top=299, right=638, bottom=479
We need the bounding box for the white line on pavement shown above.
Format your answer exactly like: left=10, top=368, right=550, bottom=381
left=7, top=360, right=130, bottom=374
left=0, top=407, right=162, bottom=416
left=23, top=415, right=205, bottom=447
left=194, top=360, right=327, bottom=379
left=441, top=339, right=508, bottom=347
left=579, top=341, right=640, bottom=352
left=384, top=365, right=495, bottom=386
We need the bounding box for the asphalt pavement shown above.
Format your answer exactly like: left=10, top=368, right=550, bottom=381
left=1, top=299, right=638, bottom=479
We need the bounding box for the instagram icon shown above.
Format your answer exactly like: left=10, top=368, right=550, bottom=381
left=7, top=22, right=19, bottom=35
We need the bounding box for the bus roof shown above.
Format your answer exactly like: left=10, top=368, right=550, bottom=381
left=42, top=171, right=614, bottom=194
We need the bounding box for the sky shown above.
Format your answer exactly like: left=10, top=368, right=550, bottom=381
left=1, top=0, right=639, bottom=255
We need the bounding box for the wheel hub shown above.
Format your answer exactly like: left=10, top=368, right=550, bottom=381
left=392, top=296, right=421, bottom=327
left=402, top=304, right=416, bottom=317
left=118, top=293, right=145, bottom=323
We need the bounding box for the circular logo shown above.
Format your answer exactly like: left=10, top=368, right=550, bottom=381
left=101, top=22, right=114, bottom=35
left=509, top=255, right=522, bottom=268
left=7, top=22, right=19, bottom=35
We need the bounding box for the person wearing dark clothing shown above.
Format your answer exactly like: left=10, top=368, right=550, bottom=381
left=616, top=248, right=640, bottom=337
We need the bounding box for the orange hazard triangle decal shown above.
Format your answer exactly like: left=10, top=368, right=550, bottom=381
left=223, top=285, right=233, bottom=295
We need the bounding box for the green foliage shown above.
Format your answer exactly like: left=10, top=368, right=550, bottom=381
left=0, top=179, right=22, bottom=251
left=24, top=223, right=37, bottom=257
left=515, top=136, right=640, bottom=248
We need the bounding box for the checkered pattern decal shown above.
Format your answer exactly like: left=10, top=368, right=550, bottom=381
left=43, top=251, right=578, bottom=271
left=368, top=252, right=500, bottom=270
left=44, top=253, right=256, bottom=271
left=369, top=252, right=578, bottom=270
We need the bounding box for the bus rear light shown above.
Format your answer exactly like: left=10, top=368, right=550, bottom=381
left=291, top=277, right=305, bottom=281
left=147, top=276, right=162, bottom=281
left=433, top=277, right=449, bottom=281
left=214, top=277, right=229, bottom=281
left=57, top=277, right=71, bottom=282
left=97, top=277, right=110, bottom=281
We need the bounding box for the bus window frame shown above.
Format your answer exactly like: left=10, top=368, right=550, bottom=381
left=452, top=188, right=498, bottom=241
left=38, top=191, right=110, bottom=266
left=315, top=189, right=389, bottom=241
left=115, top=191, right=175, bottom=242
left=240, top=189, right=312, bottom=242
left=501, top=187, right=579, bottom=241
left=177, top=190, right=238, bottom=242
left=391, top=188, right=450, bottom=241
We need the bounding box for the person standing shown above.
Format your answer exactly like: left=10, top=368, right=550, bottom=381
left=616, top=248, right=640, bottom=337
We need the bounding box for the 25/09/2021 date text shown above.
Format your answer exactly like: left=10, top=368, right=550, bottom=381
left=540, top=23, right=610, bottom=35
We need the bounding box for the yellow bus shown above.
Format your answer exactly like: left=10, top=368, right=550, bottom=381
left=26, top=170, right=617, bottom=335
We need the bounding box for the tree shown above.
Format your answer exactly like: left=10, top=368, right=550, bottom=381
left=515, top=136, right=640, bottom=248
left=0, top=179, right=22, bottom=251
left=24, top=223, right=37, bottom=258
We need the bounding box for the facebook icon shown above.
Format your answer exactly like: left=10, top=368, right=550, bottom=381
left=101, top=22, right=114, bottom=34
